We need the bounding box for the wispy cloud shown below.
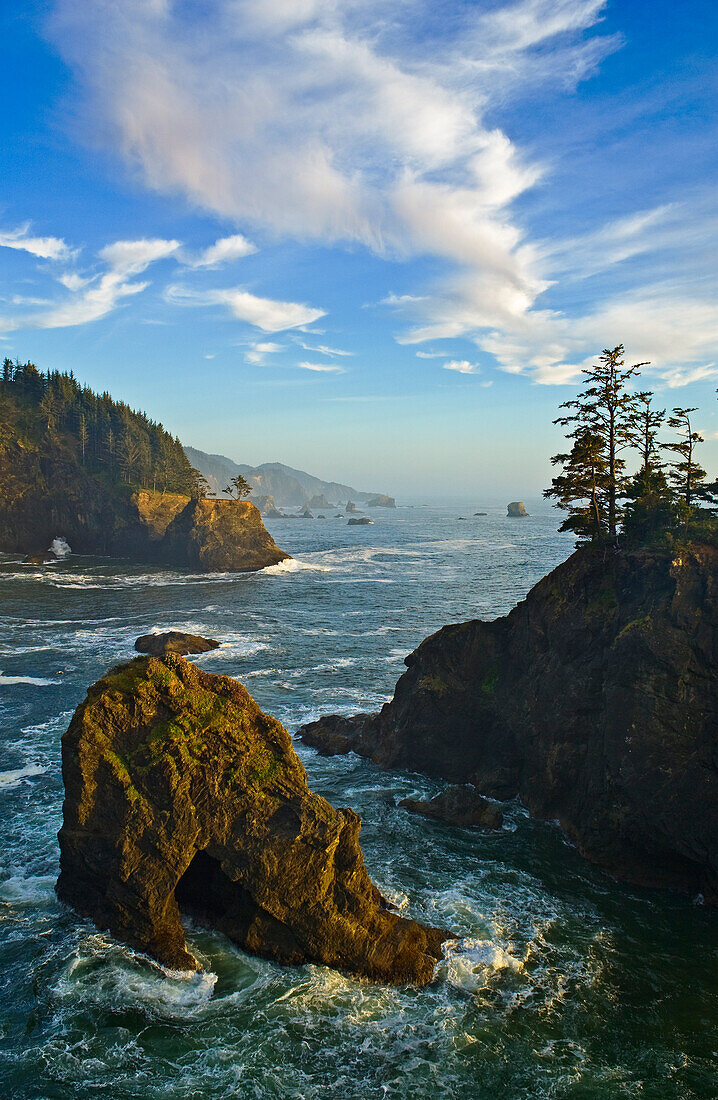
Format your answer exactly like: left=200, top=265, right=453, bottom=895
left=49, top=0, right=616, bottom=362
left=245, top=340, right=284, bottom=363
left=0, top=224, right=73, bottom=261
left=99, top=237, right=180, bottom=273
left=167, top=285, right=325, bottom=332
left=298, top=361, right=346, bottom=373
left=296, top=340, right=353, bottom=357
left=443, top=360, right=480, bottom=374
left=182, top=233, right=256, bottom=267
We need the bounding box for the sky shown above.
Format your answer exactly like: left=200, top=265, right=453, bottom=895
left=1, top=0, right=717, bottom=498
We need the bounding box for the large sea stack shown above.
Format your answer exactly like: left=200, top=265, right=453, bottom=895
left=57, top=655, right=447, bottom=984
left=299, top=545, right=718, bottom=903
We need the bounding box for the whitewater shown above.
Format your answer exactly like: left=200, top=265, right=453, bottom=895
left=0, top=503, right=716, bottom=1098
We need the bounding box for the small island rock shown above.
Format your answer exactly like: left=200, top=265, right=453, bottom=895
left=348, top=517, right=373, bottom=525
left=507, top=501, right=529, bottom=517
left=134, top=631, right=219, bottom=657
left=367, top=495, right=396, bottom=508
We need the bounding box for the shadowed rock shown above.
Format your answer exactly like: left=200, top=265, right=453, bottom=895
left=400, top=786, right=503, bottom=829
left=134, top=631, right=219, bottom=657
left=57, top=655, right=448, bottom=984
left=300, top=546, right=718, bottom=903
left=507, top=501, right=529, bottom=517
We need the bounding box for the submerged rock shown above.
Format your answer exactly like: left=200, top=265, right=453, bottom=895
left=507, top=501, right=529, bottom=517
left=57, top=655, right=447, bottom=984
left=400, top=786, right=503, bottom=829
left=299, top=546, right=718, bottom=903
left=134, top=631, right=219, bottom=656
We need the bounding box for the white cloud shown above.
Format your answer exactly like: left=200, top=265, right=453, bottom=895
left=48, top=0, right=614, bottom=337
left=99, top=237, right=180, bottom=273
left=167, top=284, right=325, bottom=332
left=297, top=361, right=346, bottom=373
left=0, top=225, right=72, bottom=261
left=182, top=234, right=257, bottom=267
left=245, top=340, right=284, bottom=363
left=296, top=341, right=353, bottom=357
left=416, top=350, right=450, bottom=359
left=0, top=234, right=178, bottom=334
left=443, top=360, right=480, bottom=374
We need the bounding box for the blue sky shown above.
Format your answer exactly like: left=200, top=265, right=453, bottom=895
left=1, top=0, right=717, bottom=497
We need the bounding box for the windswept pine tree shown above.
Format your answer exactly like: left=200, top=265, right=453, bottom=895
left=546, top=347, right=717, bottom=547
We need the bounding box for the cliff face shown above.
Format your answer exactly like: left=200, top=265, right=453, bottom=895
left=57, top=655, right=447, bottom=984
left=162, top=498, right=287, bottom=572
left=300, top=546, right=718, bottom=903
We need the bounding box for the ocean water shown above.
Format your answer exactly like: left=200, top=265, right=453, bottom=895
left=0, top=503, right=716, bottom=1099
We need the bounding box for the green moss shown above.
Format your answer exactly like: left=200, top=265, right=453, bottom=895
left=480, top=665, right=499, bottom=697
left=617, top=614, right=653, bottom=639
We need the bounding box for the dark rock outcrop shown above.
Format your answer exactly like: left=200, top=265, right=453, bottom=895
left=346, top=501, right=359, bottom=514
left=57, top=655, right=448, bottom=984
left=161, top=499, right=288, bottom=572
left=134, top=631, right=219, bottom=656
left=348, top=517, right=373, bottom=526
left=507, top=501, right=529, bottom=517
left=300, top=546, right=718, bottom=903
left=400, top=786, right=503, bottom=829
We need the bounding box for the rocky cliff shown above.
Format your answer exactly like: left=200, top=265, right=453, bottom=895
left=57, top=655, right=447, bottom=983
left=161, top=499, right=287, bottom=572
left=300, top=545, right=718, bottom=903
left=0, top=381, right=287, bottom=571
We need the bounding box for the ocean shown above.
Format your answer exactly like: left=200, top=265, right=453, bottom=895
left=0, top=502, right=716, bottom=1099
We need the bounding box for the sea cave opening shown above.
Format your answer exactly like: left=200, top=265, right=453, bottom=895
left=174, top=848, right=254, bottom=929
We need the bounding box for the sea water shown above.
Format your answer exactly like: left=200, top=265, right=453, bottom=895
left=0, top=503, right=716, bottom=1099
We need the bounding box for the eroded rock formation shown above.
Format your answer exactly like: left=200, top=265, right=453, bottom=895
left=57, top=655, right=447, bottom=983
left=134, top=631, right=219, bottom=656
left=400, top=786, right=503, bottom=829
left=162, top=499, right=288, bottom=572
left=299, top=545, right=718, bottom=903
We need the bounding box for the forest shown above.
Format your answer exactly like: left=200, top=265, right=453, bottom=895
left=0, top=358, right=195, bottom=495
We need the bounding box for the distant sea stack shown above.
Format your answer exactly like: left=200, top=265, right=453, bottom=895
left=57, top=654, right=448, bottom=984
left=367, top=495, right=396, bottom=508
left=507, top=501, right=529, bottom=517
left=307, top=494, right=332, bottom=510
left=299, top=545, right=718, bottom=903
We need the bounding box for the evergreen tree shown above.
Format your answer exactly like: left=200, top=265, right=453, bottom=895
left=553, top=346, right=647, bottom=540
left=224, top=474, right=253, bottom=500
left=544, top=428, right=609, bottom=543
left=665, top=408, right=711, bottom=507
left=189, top=467, right=211, bottom=501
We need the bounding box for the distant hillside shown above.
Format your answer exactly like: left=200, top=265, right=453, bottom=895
left=185, top=447, right=387, bottom=508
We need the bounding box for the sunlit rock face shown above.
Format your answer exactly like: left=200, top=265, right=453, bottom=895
left=300, top=546, right=718, bottom=904
left=57, top=655, right=447, bottom=984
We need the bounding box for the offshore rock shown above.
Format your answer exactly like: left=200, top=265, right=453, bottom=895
left=507, top=501, right=529, bottom=517
left=348, top=517, right=373, bottom=526
left=367, top=495, right=396, bottom=508
left=400, top=786, right=503, bottom=829
left=162, top=499, right=288, bottom=572
left=57, top=655, right=447, bottom=984
left=300, top=546, right=718, bottom=903
left=134, top=631, right=219, bottom=656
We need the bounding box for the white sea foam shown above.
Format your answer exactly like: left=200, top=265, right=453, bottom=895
left=259, top=558, right=330, bottom=575
left=0, top=871, right=56, bottom=903
left=49, top=536, right=71, bottom=559
left=0, top=763, right=47, bottom=787
left=0, top=672, right=61, bottom=686
left=440, top=937, right=523, bottom=992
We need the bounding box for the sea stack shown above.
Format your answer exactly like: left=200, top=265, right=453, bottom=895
left=507, top=501, right=529, bottom=517
left=57, top=654, right=448, bottom=984
left=299, top=544, right=718, bottom=903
